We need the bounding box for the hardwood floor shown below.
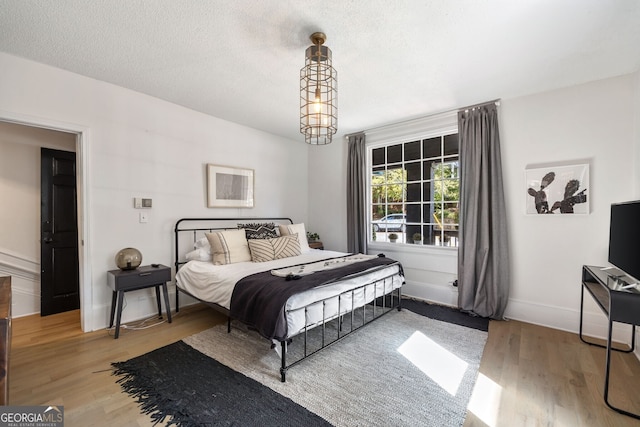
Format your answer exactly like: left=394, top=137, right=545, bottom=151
left=9, top=305, right=640, bottom=426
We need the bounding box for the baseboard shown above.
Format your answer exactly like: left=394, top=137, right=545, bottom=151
left=402, top=280, right=459, bottom=307
left=403, top=281, right=636, bottom=351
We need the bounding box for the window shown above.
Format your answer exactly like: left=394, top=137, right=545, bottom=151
left=369, top=132, right=459, bottom=247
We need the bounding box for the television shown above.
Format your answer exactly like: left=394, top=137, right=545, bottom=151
left=608, top=200, right=640, bottom=282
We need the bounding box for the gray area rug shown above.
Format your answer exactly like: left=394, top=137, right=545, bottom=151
left=184, top=309, right=488, bottom=427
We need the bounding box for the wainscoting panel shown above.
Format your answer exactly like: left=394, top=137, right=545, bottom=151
left=0, top=248, right=40, bottom=317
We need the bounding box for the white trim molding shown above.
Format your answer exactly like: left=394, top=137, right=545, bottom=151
left=0, top=247, right=39, bottom=281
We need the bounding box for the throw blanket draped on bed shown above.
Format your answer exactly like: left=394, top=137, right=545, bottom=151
left=230, top=256, right=400, bottom=341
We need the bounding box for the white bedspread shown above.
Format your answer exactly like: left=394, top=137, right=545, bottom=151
left=175, top=249, right=404, bottom=338
left=176, top=250, right=349, bottom=309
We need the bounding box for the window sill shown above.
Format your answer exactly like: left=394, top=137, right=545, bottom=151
left=368, top=241, right=458, bottom=256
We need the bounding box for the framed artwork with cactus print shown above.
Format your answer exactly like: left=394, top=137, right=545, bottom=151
left=525, top=162, right=589, bottom=215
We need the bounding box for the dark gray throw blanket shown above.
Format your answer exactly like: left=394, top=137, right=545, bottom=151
left=230, top=256, right=402, bottom=341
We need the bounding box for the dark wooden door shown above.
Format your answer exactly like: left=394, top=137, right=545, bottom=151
left=41, top=148, right=79, bottom=316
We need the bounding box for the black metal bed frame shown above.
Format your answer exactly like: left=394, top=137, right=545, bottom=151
left=174, top=217, right=404, bottom=382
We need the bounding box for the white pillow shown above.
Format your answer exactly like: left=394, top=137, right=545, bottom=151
left=194, top=236, right=210, bottom=250
left=185, top=248, right=212, bottom=262
left=278, top=223, right=310, bottom=253
left=205, top=229, right=251, bottom=265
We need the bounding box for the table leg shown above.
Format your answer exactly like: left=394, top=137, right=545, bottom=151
left=114, top=291, right=124, bottom=339
left=154, top=285, right=162, bottom=319
left=162, top=282, right=172, bottom=323
left=109, top=290, right=117, bottom=328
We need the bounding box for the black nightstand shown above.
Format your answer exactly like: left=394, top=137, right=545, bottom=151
left=107, top=264, right=172, bottom=339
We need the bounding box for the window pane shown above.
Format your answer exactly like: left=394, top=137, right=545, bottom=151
left=372, top=205, right=385, bottom=220
left=422, top=181, right=434, bottom=203
left=406, top=204, right=421, bottom=223
left=440, top=160, right=459, bottom=179
left=387, top=184, right=404, bottom=203
left=444, top=134, right=459, bottom=156
left=442, top=179, right=459, bottom=202
left=433, top=180, right=445, bottom=202
left=386, top=166, right=404, bottom=183
left=423, top=224, right=440, bottom=245
left=423, top=203, right=436, bottom=224
left=371, top=185, right=385, bottom=204
left=423, top=159, right=437, bottom=181
left=406, top=183, right=421, bottom=202
left=406, top=225, right=421, bottom=241
left=388, top=204, right=403, bottom=215
left=387, top=144, right=402, bottom=163
left=405, top=162, right=421, bottom=182
left=404, top=140, right=421, bottom=161
left=372, top=148, right=385, bottom=166
left=423, top=137, right=441, bottom=159
left=443, top=202, right=459, bottom=227
left=371, top=167, right=385, bottom=185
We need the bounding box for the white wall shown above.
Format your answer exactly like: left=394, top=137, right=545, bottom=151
left=0, top=52, right=309, bottom=329
left=635, top=70, right=640, bottom=197
left=501, top=74, right=636, bottom=341
left=309, top=73, right=639, bottom=342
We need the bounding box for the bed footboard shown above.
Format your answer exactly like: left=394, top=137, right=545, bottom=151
left=279, top=267, right=402, bottom=382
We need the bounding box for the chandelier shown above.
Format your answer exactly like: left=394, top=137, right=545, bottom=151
left=300, top=32, right=337, bottom=145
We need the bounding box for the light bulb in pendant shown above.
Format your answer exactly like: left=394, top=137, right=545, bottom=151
left=314, top=87, right=322, bottom=113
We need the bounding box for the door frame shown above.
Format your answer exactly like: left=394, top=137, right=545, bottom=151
left=1, top=110, right=92, bottom=332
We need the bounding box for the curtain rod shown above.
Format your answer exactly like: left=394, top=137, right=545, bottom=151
left=345, top=98, right=501, bottom=139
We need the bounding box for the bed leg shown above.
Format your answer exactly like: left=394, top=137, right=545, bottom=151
left=175, top=288, right=180, bottom=313
left=397, top=288, right=403, bottom=311
left=227, top=317, right=232, bottom=333
left=280, top=340, right=287, bottom=382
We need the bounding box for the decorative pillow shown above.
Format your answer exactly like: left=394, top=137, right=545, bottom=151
left=185, top=248, right=211, bottom=262
left=205, top=229, right=251, bottom=265
left=278, top=223, right=311, bottom=252
left=238, top=222, right=278, bottom=239
left=248, top=235, right=302, bottom=262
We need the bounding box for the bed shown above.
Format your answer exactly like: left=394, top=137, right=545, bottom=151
left=174, top=217, right=404, bottom=381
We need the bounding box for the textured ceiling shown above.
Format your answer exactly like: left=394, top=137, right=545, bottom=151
left=1, top=0, right=639, bottom=142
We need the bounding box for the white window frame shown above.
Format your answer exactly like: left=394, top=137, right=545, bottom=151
left=365, top=111, right=459, bottom=250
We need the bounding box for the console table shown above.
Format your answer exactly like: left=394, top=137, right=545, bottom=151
left=580, top=265, right=640, bottom=419
left=108, top=264, right=172, bottom=339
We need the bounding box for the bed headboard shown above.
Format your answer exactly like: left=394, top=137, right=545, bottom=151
left=173, top=217, right=294, bottom=272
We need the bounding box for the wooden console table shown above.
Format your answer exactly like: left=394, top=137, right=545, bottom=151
left=580, top=265, right=640, bottom=419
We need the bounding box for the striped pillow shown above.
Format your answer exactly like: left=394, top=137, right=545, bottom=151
left=205, top=229, right=251, bottom=265
left=248, top=235, right=301, bottom=262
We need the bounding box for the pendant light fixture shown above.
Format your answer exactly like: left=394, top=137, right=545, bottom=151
left=300, top=32, right=337, bottom=145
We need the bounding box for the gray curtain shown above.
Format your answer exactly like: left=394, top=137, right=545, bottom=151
left=457, top=103, right=509, bottom=319
left=347, top=133, right=367, bottom=254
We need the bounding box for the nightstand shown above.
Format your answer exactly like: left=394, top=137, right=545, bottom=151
left=309, top=241, right=324, bottom=250
left=107, top=264, right=172, bottom=339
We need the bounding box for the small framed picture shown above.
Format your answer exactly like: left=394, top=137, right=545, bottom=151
left=207, top=164, right=254, bottom=208
left=525, top=162, right=589, bottom=215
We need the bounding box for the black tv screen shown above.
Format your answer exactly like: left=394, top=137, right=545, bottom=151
left=608, top=201, right=640, bottom=281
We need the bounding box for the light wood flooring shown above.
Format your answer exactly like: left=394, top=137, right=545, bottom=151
left=9, top=305, right=640, bottom=426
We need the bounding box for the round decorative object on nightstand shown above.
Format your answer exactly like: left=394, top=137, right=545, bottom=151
left=115, top=247, right=142, bottom=270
